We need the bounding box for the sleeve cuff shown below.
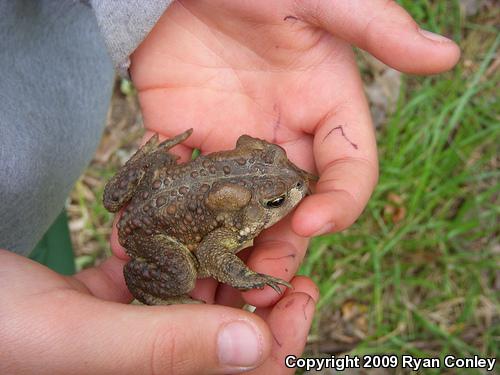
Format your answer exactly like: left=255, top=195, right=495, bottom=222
left=90, top=0, right=173, bottom=78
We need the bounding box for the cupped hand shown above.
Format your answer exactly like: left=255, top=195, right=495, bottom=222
left=0, top=250, right=317, bottom=375
left=124, top=0, right=460, bottom=307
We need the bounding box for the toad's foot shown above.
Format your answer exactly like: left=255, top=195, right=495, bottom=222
left=236, top=272, right=292, bottom=294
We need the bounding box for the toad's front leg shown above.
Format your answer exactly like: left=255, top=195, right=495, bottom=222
left=195, top=228, right=292, bottom=294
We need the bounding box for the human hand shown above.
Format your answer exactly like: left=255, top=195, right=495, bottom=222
left=0, top=249, right=317, bottom=374
left=126, top=0, right=460, bottom=307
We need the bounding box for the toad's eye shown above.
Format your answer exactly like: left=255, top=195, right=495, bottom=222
left=266, top=195, right=286, bottom=208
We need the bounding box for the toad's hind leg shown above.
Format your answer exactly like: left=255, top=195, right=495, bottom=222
left=103, top=129, right=192, bottom=213
left=124, top=235, right=201, bottom=305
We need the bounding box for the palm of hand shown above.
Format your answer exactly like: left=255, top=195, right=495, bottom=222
left=131, top=0, right=374, bottom=172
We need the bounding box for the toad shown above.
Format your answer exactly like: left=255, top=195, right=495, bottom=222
left=103, top=129, right=311, bottom=305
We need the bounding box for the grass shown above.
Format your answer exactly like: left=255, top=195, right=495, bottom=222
left=301, top=2, right=499, bottom=372
left=68, top=1, right=499, bottom=373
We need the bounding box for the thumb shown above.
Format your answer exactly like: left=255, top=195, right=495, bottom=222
left=2, top=293, right=272, bottom=375
left=293, top=0, right=460, bottom=74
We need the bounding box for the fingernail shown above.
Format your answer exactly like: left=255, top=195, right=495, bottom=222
left=419, top=28, right=453, bottom=43
left=311, top=222, right=334, bottom=236
left=217, top=321, right=262, bottom=368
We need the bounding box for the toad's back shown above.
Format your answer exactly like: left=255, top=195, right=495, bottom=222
left=117, top=155, right=232, bottom=250
left=116, top=144, right=287, bottom=250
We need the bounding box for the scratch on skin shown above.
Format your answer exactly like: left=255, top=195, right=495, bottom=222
left=261, top=253, right=296, bottom=262
left=283, top=15, right=299, bottom=22
left=302, top=295, right=314, bottom=321
left=271, top=331, right=283, bottom=347
left=272, top=103, right=281, bottom=144
left=323, top=125, right=358, bottom=150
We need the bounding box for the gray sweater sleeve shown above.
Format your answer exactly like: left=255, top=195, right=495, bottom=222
left=90, top=0, right=174, bottom=77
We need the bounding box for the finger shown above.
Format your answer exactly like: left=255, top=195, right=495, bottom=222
left=3, top=293, right=273, bottom=375
left=293, top=0, right=460, bottom=74
left=293, top=156, right=378, bottom=236
left=190, top=277, right=219, bottom=304
left=254, top=276, right=320, bottom=322
left=250, top=276, right=318, bottom=375
left=73, top=255, right=132, bottom=303
left=215, top=283, right=246, bottom=308
left=293, top=62, right=378, bottom=237
left=242, top=214, right=310, bottom=308
left=282, top=275, right=320, bottom=303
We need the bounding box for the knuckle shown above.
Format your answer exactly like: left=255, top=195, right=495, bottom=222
left=292, top=0, right=325, bottom=25
left=364, top=0, right=417, bottom=37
